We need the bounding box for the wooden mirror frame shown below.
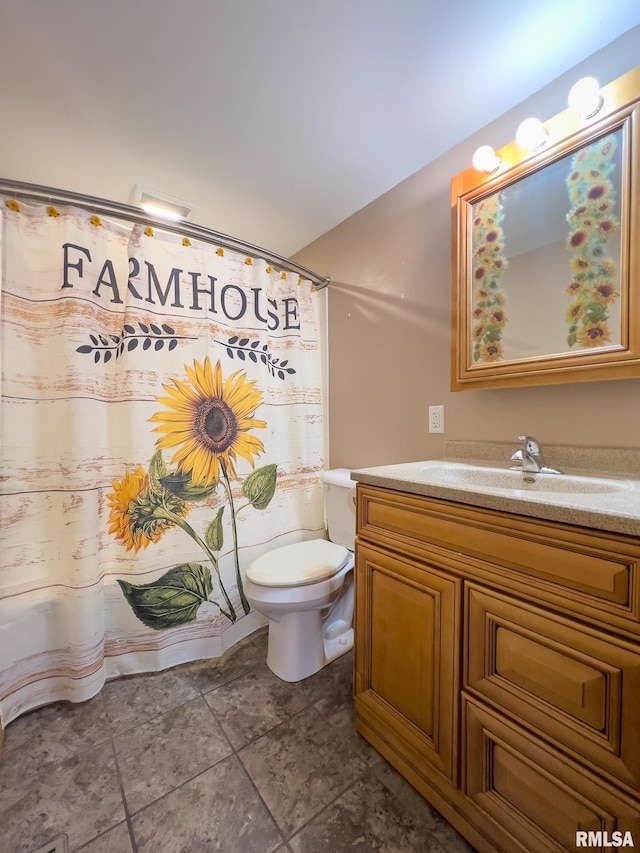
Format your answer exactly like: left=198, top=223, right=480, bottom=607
left=451, top=66, right=640, bottom=391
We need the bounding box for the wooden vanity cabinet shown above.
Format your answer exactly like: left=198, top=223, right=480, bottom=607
left=354, top=484, right=640, bottom=853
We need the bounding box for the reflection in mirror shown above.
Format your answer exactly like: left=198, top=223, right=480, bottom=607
left=471, top=128, right=623, bottom=364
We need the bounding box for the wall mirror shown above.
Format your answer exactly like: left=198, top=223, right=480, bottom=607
left=451, top=66, right=640, bottom=390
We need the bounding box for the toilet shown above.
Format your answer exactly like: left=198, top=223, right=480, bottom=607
left=244, top=468, right=356, bottom=682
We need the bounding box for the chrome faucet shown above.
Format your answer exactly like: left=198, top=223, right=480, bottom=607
left=510, top=435, right=562, bottom=474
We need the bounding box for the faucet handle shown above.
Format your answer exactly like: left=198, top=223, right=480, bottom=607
left=518, top=435, right=541, bottom=454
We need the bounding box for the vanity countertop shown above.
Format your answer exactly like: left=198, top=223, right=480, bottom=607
left=350, top=441, right=640, bottom=537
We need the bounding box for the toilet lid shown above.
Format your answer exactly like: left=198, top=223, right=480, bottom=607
left=246, top=539, right=350, bottom=587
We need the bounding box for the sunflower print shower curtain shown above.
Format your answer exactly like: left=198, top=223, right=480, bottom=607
left=0, top=199, right=326, bottom=726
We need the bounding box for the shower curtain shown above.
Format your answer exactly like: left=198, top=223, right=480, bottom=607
left=0, top=198, right=326, bottom=726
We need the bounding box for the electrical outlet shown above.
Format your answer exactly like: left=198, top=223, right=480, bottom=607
left=429, top=405, right=445, bottom=434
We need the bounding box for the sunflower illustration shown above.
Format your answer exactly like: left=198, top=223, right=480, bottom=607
left=576, top=321, right=612, bottom=348
left=479, top=340, right=503, bottom=362
left=150, top=357, right=266, bottom=486
left=564, top=132, right=620, bottom=349
left=107, top=466, right=186, bottom=552
left=471, top=192, right=508, bottom=362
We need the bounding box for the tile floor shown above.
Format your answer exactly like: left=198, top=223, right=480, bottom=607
left=0, top=628, right=476, bottom=853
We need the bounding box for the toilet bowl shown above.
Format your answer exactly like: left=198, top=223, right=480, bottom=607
left=244, top=469, right=356, bottom=682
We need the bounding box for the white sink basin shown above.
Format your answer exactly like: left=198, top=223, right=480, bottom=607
left=418, top=462, right=629, bottom=495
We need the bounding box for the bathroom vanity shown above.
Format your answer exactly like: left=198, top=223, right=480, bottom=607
left=352, top=444, right=640, bottom=853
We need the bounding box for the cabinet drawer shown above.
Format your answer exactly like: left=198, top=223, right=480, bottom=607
left=463, top=698, right=640, bottom=853
left=466, top=584, right=640, bottom=791
left=354, top=542, right=461, bottom=783
left=357, top=485, right=640, bottom=631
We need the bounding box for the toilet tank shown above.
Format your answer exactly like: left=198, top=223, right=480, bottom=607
left=321, top=468, right=356, bottom=550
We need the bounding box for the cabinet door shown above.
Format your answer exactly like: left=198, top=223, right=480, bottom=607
left=463, top=698, right=640, bottom=853
left=354, top=542, right=461, bottom=783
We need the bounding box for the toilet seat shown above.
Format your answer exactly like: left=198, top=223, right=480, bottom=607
left=246, top=539, right=350, bottom=587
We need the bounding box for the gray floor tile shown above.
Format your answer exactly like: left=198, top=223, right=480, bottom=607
left=371, top=761, right=476, bottom=853
left=240, top=704, right=368, bottom=838
left=74, top=821, right=134, bottom=853
left=0, top=741, right=125, bottom=853
left=289, top=771, right=451, bottom=853
left=371, top=757, right=443, bottom=820
left=301, top=649, right=354, bottom=711
left=131, top=753, right=282, bottom=853
left=311, top=653, right=380, bottom=768
left=102, top=666, right=200, bottom=735
left=0, top=695, right=110, bottom=791
left=114, top=695, right=233, bottom=814
left=186, top=627, right=268, bottom=693
left=204, top=662, right=314, bottom=749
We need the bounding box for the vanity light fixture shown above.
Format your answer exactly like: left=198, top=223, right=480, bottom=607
left=469, top=77, right=605, bottom=171
left=130, top=185, right=197, bottom=222
left=515, top=117, right=548, bottom=151
left=472, top=145, right=501, bottom=173
left=568, top=76, right=603, bottom=119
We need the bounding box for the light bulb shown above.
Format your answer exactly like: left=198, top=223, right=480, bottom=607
left=141, top=202, right=183, bottom=222
left=516, top=117, right=548, bottom=151
left=472, top=145, right=501, bottom=173
left=568, top=77, right=603, bottom=119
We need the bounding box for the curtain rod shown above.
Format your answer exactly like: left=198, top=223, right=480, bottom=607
left=0, top=178, right=332, bottom=290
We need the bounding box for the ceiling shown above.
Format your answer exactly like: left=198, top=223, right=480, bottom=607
left=2, top=1, right=640, bottom=257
